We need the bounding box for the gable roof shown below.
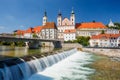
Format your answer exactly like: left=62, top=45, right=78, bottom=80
left=25, top=27, right=34, bottom=33
left=16, top=30, right=25, bottom=35
left=91, top=34, right=120, bottom=39
left=33, top=26, right=42, bottom=33
left=42, top=22, right=57, bottom=29
left=76, top=22, right=107, bottom=29
left=62, top=18, right=71, bottom=26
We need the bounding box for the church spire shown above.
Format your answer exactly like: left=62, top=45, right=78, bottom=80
left=43, top=10, right=47, bottom=26
left=71, top=7, right=74, bottom=14
left=108, top=19, right=114, bottom=27
left=70, top=7, right=75, bottom=25
left=44, top=10, right=47, bottom=17
left=57, top=9, right=62, bottom=26
left=58, top=9, right=62, bottom=16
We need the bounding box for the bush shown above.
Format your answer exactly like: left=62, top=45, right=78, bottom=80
left=76, top=36, right=90, bottom=46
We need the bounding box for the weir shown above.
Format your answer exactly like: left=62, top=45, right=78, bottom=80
left=0, top=48, right=77, bottom=80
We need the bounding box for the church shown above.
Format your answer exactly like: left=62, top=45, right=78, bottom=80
left=57, top=9, right=76, bottom=41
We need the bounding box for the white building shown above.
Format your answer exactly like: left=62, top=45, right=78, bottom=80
left=76, top=22, right=107, bottom=37
left=89, top=34, right=120, bottom=47
left=41, top=22, right=58, bottom=39
left=33, top=26, right=42, bottom=38
left=57, top=9, right=75, bottom=40
left=64, top=29, right=76, bottom=41
left=24, top=28, right=34, bottom=38
left=105, top=29, right=120, bottom=34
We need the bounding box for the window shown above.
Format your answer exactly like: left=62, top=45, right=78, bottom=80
left=65, top=23, right=67, bottom=25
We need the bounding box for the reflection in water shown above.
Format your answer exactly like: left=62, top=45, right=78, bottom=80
left=0, top=46, right=54, bottom=57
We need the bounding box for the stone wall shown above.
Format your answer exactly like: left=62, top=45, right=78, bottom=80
left=83, top=48, right=120, bottom=57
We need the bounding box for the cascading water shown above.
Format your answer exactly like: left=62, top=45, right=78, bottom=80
left=29, top=50, right=95, bottom=80
left=0, top=48, right=77, bottom=80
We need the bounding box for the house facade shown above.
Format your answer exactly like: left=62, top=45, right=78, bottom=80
left=64, top=29, right=76, bottom=41
left=89, top=34, right=120, bottom=47
left=76, top=22, right=107, bottom=37
left=41, top=22, right=58, bottom=39
left=105, top=29, right=120, bottom=34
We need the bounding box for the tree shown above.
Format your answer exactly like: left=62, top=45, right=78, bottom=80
left=76, top=36, right=90, bottom=46
left=33, top=33, right=38, bottom=38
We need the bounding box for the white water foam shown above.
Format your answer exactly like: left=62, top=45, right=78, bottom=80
left=29, top=51, right=95, bottom=80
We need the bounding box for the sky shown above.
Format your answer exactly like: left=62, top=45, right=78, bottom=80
left=0, top=0, right=120, bottom=33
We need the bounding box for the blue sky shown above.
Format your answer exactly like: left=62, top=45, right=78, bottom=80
left=0, top=0, right=120, bottom=33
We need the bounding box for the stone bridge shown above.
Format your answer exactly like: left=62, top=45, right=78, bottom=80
left=0, top=36, right=62, bottom=49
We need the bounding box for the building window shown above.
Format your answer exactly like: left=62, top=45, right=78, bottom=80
left=65, top=23, right=67, bottom=25
left=72, top=19, right=73, bottom=21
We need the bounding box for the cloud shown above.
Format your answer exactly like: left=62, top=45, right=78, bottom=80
left=20, top=25, right=25, bottom=28
left=0, top=26, right=5, bottom=29
left=5, top=15, right=15, bottom=21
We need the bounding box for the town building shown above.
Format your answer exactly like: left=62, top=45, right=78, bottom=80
left=76, top=22, right=107, bottom=37
left=24, top=27, right=34, bottom=38
left=33, top=26, right=42, bottom=38
left=15, top=30, right=25, bottom=38
left=57, top=9, right=75, bottom=41
left=105, top=29, right=120, bottom=34
left=41, top=22, right=58, bottom=39
left=89, top=34, right=120, bottom=47
left=64, top=29, right=76, bottom=41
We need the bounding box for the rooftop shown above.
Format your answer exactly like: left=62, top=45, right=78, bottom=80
left=91, top=34, right=120, bottom=39
left=76, top=22, right=107, bottom=29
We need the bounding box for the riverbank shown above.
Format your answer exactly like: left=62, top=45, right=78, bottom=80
left=89, top=54, right=120, bottom=80
left=83, top=48, right=120, bottom=58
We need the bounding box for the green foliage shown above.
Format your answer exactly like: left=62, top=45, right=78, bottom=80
left=0, top=41, right=25, bottom=47
left=76, top=36, right=90, bottom=46
left=15, top=41, right=25, bottom=47
left=64, top=40, right=77, bottom=43
left=107, top=22, right=120, bottom=30
left=33, top=33, right=38, bottom=38
left=64, top=36, right=90, bottom=46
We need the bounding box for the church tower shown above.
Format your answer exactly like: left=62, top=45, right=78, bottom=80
left=108, top=19, right=115, bottom=27
left=43, top=11, right=47, bottom=26
left=70, top=8, right=75, bottom=25
left=57, top=10, right=62, bottom=26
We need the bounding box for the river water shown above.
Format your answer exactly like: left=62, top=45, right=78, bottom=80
left=0, top=46, right=54, bottom=60
left=29, top=51, right=95, bottom=80
left=0, top=46, right=95, bottom=80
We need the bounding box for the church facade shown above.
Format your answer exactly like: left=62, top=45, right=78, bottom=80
left=57, top=9, right=76, bottom=41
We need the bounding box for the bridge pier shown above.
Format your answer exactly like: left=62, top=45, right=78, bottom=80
left=53, top=41, right=62, bottom=48
left=28, top=41, right=41, bottom=49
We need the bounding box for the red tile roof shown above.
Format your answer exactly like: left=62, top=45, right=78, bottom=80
left=42, top=22, right=57, bottom=29
left=91, top=34, right=120, bottom=39
left=64, top=29, right=76, bottom=34
left=25, top=27, right=34, bottom=33
left=16, top=30, right=25, bottom=35
left=33, top=26, right=42, bottom=33
left=76, top=22, right=107, bottom=29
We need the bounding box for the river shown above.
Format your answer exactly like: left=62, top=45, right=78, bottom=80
left=0, top=46, right=54, bottom=60
left=0, top=46, right=119, bottom=80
